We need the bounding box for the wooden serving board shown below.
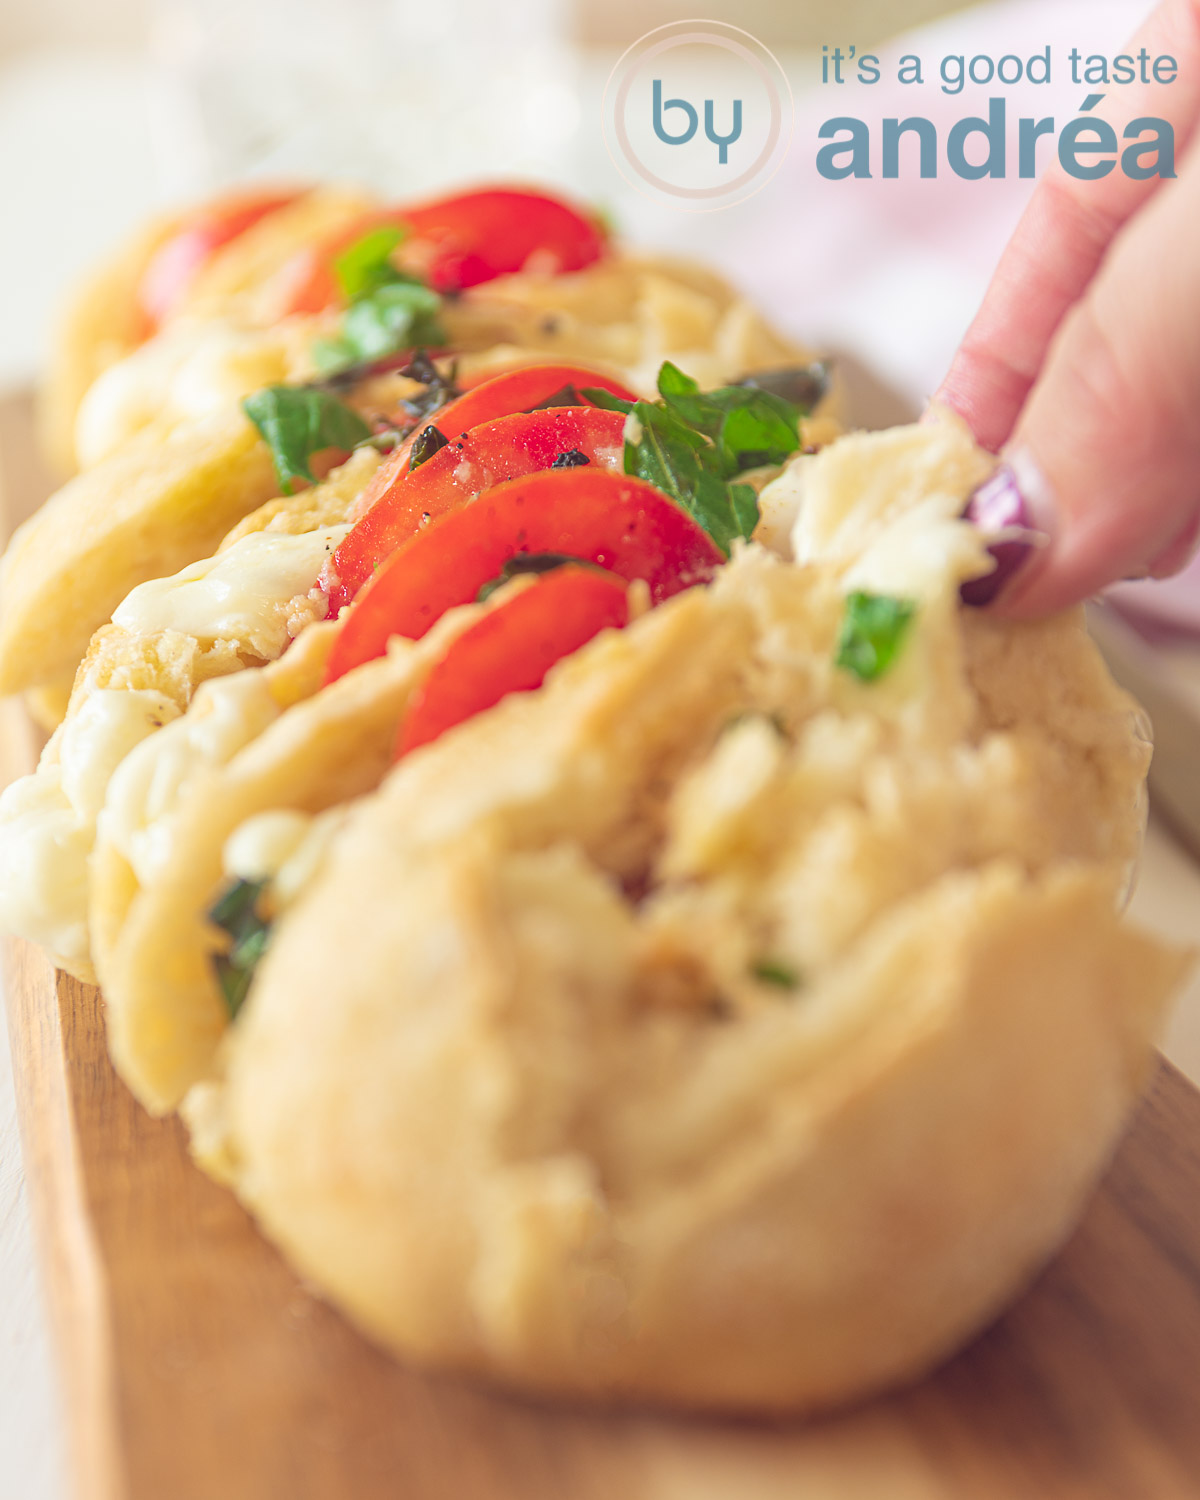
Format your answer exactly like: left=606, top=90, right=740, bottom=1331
left=5, top=393, right=1200, bottom=1499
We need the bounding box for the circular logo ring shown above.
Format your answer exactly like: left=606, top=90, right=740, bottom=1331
left=602, top=21, right=794, bottom=212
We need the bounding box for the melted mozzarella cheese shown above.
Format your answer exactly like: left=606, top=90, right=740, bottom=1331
left=112, top=527, right=348, bottom=661
left=101, top=672, right=283, bottom=887
left=0, top=521, right=345, bottom=969
left=0, top=689, right=179, bottom=969
left=791, top=418, right=991, bottom=601
left=755, top=455, right=812, bottom=560
left=223, top=809, right=314, bottom=883
left=58, top=686, right=181, bottom=820
left=0, top=768, right=92, bottom=968
left=223, top=806, right=344, bottom=912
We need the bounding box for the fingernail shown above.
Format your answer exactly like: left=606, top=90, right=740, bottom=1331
left=960, top=450, right=1053, bottom=607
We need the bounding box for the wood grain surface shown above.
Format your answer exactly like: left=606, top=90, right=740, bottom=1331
left=4, top=391, right=1200, bottom=1500
left=6, top=934, right=1200, bottom=1500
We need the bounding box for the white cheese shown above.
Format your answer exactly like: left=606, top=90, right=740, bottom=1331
left=0, top=520, right=344, bottom=968
left=0, top=768, right=92, bottom=970
left=791, top=419, right=991, bottom=601
left=223, top=806, right=344, bottom=914
left=0, top=689, right=178, bottom=968
left=112, top=527, right=348, bottom=661
left=59, top=687, right=180, bottom=821
left=755, top=454, right=812, bottom=560
left=101, top=672, right=282, bottom=888
left=841, top=501, right=990, bottom=602
left=223, top=809, right=314, bottom=884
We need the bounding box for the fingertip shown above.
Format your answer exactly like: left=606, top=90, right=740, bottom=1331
left=959, top=454, right=1055, bottom=611
left=934, top=370, right=1026, bottom=456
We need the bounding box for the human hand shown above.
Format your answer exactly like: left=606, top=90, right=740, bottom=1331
left=935, top=0, right=1200, bottom=615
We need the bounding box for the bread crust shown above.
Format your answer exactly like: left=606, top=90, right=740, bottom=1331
left=173, top=423, right=1183, bottom=1412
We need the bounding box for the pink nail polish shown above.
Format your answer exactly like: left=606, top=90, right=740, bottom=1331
left=960, top=453, right=1052, bottom=607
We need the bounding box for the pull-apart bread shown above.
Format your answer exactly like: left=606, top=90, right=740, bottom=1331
left=4, top=183, right=811, bottom=715
left=0, top=182, right=1188, bottom=1415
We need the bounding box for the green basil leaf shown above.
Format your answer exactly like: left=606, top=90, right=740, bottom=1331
left=621, top=400, right=753, bottom=556
left=310, top=336, right=355, bottom=376
left=751, top=958, right=800, bottom=989
left=655, top=359, right=701, bottom=399
left=654, top=362, right=719, bottom=439
left=526, top=382, right=583, bottom=411
left=333, top=223, right=409, bottom=301
left=208, top=877, right=272, bottom=1020
left=622, top=402, right=714, bottom=533
left=409, top=423, right=449, bottom=471
left=476, top=552, right=603, bottom=602
left=313, top=262, right=445, bottom=378
left=209, top=876, right=266, bottom=933
left=595, top=361, right=805, bottom=554
left=655, top=383, right=798, bottom=471
left=335, top=282, right=444, bottom=368
left=729, top=481, right=760, bottom=538
left=678, top=469, right=726, bottom=551
left=716, top=393, right=800, bottom=470
left=213, top=959, right=252, bottom=1020
left=835, top=592, right=916, bottom=683
left=242, top=385, right=371, bottom=494
left=580, top=386, right=634, bottom=414
left=623, top=400, right=707, bottom=496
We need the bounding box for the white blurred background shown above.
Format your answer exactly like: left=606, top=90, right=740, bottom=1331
left=0, top=0, right=1165, bottom=409
left=0, top=0, right=1026, bottom=395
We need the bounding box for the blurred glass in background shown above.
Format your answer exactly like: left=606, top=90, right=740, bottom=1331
left=148, top=0, right=580, bottom=195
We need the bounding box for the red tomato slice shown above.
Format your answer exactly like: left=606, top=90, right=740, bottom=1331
left=324, top=468, right=722, bottom=684
left=322, top=406, right=627, bottom=614
left=402, top=187, right=607, bottom=291
left=367, top=360, right=635, bottom=502
left=397, top=565, right=629, bottom=756
left=278, top=186, right=607, bottom=315
left=138, top=188, right=303, bottom=332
